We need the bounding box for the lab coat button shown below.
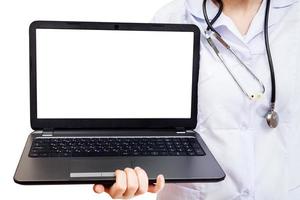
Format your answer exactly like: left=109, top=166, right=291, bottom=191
left=241, top=189, right=250, bottom=196
left=240, top=122, right=248, bottom=130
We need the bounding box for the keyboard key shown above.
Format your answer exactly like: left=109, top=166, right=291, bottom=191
left=150, top=151, right=159, bottom=156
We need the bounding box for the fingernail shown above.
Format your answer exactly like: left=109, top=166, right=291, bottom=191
left=158, top=174, right=164, bottom=180
left=94, top=184, right=104, bottom=193
left=135, top=166, right=141, bottom=170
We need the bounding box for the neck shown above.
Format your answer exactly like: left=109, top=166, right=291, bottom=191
left=222, top=0, right=262, bottom=11
left=212, top=0, right=264, bottom=35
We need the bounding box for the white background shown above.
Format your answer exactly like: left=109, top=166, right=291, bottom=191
left=36, top=29, right=193, bottom=118
left=0, top=0, right=172, bottom=199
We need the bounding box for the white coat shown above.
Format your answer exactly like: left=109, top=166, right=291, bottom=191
left=152, top=0, right=300, bottom=199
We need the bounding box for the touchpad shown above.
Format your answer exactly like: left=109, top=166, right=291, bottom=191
left=70, top=158, right=132, bottom=178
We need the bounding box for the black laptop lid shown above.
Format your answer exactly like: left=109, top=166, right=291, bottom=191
left=29, top=21, right=200, bottom=130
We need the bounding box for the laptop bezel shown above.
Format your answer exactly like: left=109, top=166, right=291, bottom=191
left=29, top=21, right=200, bottom=130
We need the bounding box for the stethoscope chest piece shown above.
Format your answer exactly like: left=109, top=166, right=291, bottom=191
left=266, top=109, right=279, bottom=128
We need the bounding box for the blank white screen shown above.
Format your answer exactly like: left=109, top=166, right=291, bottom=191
left=36, top=29, right=194, bottom=118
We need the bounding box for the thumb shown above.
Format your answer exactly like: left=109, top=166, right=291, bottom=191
left=148, top=174, right=165, bottom=193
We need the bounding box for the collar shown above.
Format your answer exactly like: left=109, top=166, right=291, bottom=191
left=272, top=0, right=299, bottom=8
left=185, top=0, right=299, bottom=21
left=185, top=0, right=299, bottom=52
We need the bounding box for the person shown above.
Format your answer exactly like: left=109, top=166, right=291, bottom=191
left=93, top=0, right=300, bottom=199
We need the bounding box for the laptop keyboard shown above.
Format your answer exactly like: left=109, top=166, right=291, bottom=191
left=29, top=137, right=205, bottom=157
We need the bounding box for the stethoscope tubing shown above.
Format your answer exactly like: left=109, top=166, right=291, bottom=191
left=197, top=0, right=278, bottom=127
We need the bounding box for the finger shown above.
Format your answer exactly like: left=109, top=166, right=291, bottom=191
left=122, top=168, right=139, bottom=198
left=93, top=184, right=105, bottom=193
left=134, top=167, right=149, bottom=195
left=108, top=169, right=127, bottom=199
left=148, top=174, right=165, bottom=193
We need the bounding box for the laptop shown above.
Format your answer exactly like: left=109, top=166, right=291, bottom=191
left=14, top=21, right=225, bottom=185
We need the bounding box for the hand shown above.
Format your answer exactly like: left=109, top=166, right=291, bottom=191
left=93, top=167, right=165, bottom=199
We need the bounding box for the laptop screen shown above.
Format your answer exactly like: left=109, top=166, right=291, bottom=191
left=36, top=28, right=194, bottom=119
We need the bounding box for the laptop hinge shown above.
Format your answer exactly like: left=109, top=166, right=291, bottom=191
left=175, top=127, right=186, bottom=134
left=42, top=128, right=54, bottom=137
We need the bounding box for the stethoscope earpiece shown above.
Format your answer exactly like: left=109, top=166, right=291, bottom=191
left=250, top=93, right=263, bottom=101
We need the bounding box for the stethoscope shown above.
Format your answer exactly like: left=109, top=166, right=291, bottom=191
left=201, top=0, right=279, bottom=128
